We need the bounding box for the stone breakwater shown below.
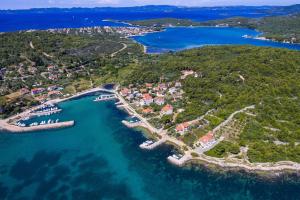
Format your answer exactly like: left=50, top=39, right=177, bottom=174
left=0, top=120, right=75, bottom=133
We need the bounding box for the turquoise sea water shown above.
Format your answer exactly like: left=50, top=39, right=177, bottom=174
left=132, top=27, right=300, bottom=53
left=0, top=94, right=300, bottom=199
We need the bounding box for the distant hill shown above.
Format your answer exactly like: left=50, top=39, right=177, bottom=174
left=200, top=13, right=300, bottom=43
left=1, top=4, right=300, bottom=16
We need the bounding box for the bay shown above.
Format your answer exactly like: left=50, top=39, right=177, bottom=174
left=0, top=95, right=299, bottom=199
left=132, top=27, right=300, bottom=53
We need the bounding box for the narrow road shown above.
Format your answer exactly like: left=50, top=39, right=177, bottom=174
left=195, top=105, right=255, bottom=153
left=111, top=43, right=127, bottom=57
left=29, top=41, right=34, bottom=49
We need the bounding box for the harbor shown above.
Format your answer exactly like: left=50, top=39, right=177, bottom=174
left=0, top=87, right=114, bottom=133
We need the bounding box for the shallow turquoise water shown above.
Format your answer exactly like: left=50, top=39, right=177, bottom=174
left=132, top=27, right=300, bottom=53
left=0, top=94, right=300, bottom=200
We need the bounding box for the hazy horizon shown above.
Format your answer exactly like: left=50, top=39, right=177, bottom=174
left=0, top=0, right=299, bottom=10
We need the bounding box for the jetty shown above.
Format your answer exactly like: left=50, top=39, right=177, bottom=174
left=0, top=120, right=75, bottom=133
left=167, top=154, right=191, bottom=167
left=139, top=138, right=166, bottom=150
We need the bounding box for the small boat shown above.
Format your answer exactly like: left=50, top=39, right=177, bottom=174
left=145, top=140, right=154, bottom=145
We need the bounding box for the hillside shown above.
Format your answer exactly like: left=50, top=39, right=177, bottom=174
left=200, top=13, right=300, bottom=43
left=117, top=46, right=300, bottom=163
left=0, top=27, right=144, bottom=118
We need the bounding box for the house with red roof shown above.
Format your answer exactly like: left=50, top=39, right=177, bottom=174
left=199, top=131, right=215, bottom=148
left=140, top=93, right=153, bottom=106
left=175, top=122, right=190, bottom=135
left=160, top=104, right=173, bottom=116
left=142, top=108, right=153, bottom=114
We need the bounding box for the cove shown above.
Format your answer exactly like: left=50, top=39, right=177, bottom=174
left=132, top=27, right=300, bottom=53
left=0, top=94, right=300, bottom=199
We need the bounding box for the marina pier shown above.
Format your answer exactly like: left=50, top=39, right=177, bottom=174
left=0, top=120, right=75, bottom=133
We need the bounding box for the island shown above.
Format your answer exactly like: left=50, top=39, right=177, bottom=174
left=1, top=19, right=300, bottom=174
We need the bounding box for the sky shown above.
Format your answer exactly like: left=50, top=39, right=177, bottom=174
left=0, top=0, right=299, bottom=9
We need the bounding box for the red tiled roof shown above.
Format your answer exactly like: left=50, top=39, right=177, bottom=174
left=143, top=93, right=152, bottom=100
left=176, top=122, right=189, bottom=132
left=200, top=131, right=214, bottom=143
left=161, top=104, right=173, bottom=112
left=142, top=108, right=153, bottom=113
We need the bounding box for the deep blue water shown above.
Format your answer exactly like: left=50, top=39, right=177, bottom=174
left=1, top=7, right=299, bottom=52
left=0, top=6, right=284, bottom=32
left=0, top=95, right=300, bottom=200
left=133, top=27, right=300, bottom=53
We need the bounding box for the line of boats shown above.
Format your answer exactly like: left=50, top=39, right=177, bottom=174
left=15, top=119, right=60, bottom=127
left=15, top=121, right=26, bottom=127
left=29, top=119, right=60, bottom=127
left=94, top=94, right=116, bottom=102
left=32, top=105, right=59, bottom=114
